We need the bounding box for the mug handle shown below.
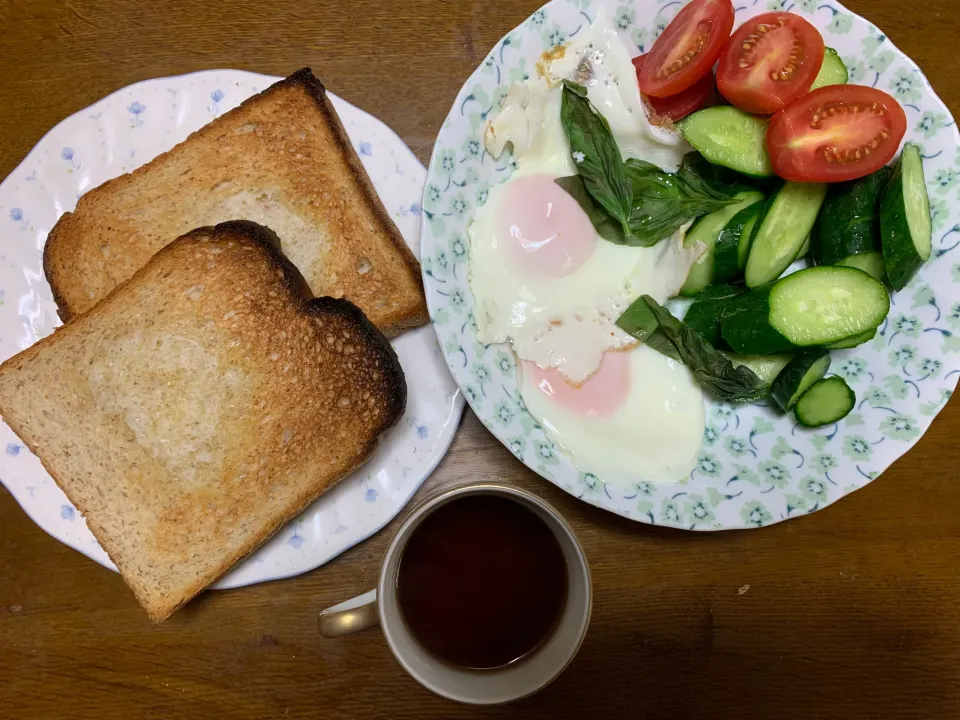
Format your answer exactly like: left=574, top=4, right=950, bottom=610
left=318, top=589, right=380, bottom=638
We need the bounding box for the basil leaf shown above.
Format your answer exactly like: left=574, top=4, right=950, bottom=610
left=613, top=295, right=659, bottom=340
left=613, top=296, right=681, bottom=362
left=554, top=176, right=629, bottom=245
left=560, top=81, right=632, bottom=235
left=616, top=295, right=768, bottom=402
left=564, top=79, right=588, bottom=98
left=623, top=158, right=665, bottom=175
left=624, top=158, right=741, bottom=246
left=555, top=88, right=744, bottom=248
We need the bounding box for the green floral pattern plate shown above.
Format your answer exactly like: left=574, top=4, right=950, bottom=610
left=420, top=0, right=959, bottom=529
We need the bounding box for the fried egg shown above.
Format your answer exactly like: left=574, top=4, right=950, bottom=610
left=468, top=10, right=705, bottom=484
left=471, top=10, right=701, bottom=384
left=518, top=346, right=704, bottom=485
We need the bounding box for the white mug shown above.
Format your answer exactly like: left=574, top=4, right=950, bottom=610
left=318, top=483, right=592, bottom=705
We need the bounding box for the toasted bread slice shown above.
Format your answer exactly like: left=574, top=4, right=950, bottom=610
left=43, top=68, right=427, bottom=336
left=0, top=220, right=406, bottom=622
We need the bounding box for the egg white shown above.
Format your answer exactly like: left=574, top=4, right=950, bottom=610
left=485, top=9, right=690, bottom=173
left=469, top=10, right=707, bottom=484
left=471, top=11, right=703, bottom=383
left=519, top=344, right=705, bottom=486
left=471, top=179, right=700, bottom=381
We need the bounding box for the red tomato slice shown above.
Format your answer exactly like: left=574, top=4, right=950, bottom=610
left=632, top=54, right=717, bottom=122
left=717, top=12, right=825, bottom=115
left=637, top=0, right=734, bottom=99
left=767, top=85, right=907, bottom=183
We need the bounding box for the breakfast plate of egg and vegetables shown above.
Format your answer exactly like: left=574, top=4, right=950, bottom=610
left=421, top=0, right=960, bottom=529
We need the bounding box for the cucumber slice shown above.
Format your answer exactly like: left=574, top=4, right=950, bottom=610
left=727, top=353, right=793, bottom=386
left=881, top=143, right=932, bottom=290
left=811, top=166, right=890, bottom=273
left=796, top=235, right=811, bottom=261
left=745, top=182, right=827, bottom=288
left=683, top=285, right=745, bottom=346
left=737, top=211, right=760, bottom=269
left=825, top=328, right=876, bottom=350
left=810, top=48, right=848, bottom=90
left=677, top=107, right=774, bottom=178
left=771, top=350, right=831, bottom=411
left=838, top=252, right=886, bottom=282
left=715, top=200, right=765, bottom=284
left=794, top=376, right=855, bottom=427
left=680, top=191, right=766, bottom=296
left=679, top=152, right=759, bottom=194
left=721, top=266, right=890, bottom=355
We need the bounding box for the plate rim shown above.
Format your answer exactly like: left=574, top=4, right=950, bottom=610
left=2, top=67, right=425, bottom=197
left=420, top=0, right=960, bottom=531
left=0, top=67, right=464, bottom=585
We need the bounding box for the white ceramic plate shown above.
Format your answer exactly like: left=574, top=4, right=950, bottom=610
left=0, top=69, right=463, bottom=588
left=421, top=0, right=960, bottom=529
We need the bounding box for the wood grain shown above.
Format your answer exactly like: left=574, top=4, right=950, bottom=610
left=2, top=1, right=960, bottom=718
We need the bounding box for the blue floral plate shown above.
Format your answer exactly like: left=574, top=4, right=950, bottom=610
left=0, top=70, right=464, bottom=587
left=420, top=0, right=959, bottom=530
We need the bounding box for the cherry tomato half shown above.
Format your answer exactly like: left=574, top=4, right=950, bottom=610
left=717, top=12, right=825, bottom=115
left=632, top=54, right=717, bottom=122
left=767, top=85, right=907, bottom=183
left=637, top=0, right=734, bottom=99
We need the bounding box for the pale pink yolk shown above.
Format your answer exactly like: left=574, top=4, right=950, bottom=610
left=523, top=352, right=631, bottom=417
left=500, top=174, right=597, bottom=277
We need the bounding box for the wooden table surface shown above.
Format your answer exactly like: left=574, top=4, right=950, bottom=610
left=2, top=1, right=959, bottom=718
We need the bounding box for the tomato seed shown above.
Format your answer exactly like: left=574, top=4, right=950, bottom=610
left=821, top=125, right=890, bottom=164
left=657, top=22, right=710, bottom=78
left=810, top=101, right=885, bottom=129
left=739, top=17, right=803, bottom=81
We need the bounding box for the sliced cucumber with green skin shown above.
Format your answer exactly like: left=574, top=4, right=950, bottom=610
left=679, top=152, right=759, bottom=194
left=810, top=47, right=848, bottom=90
left=825, top=328, right=877, bottom=350
left=680, top=191, right=766, bottom=296
left=881, top=143, right=932, bottom=290
left=683, top=285, right=745, bottom=346
left=838, top=252, right=886, bottom=282
left=795, top=235, right=811, bottom=262
left=677, top=107, right=774, bottom=178
left=737, top=210, right=760, bottom=269
left=794, top=376, right=855, bottom=427
left=745, top=182, right=828, bottom=288
left=811, top=166, right=890, bottom=276
left=721, top=266, right=890, bottom=355
left=715, top=200, right=765, bottom=284
left=771, top=350, right=831, bottom=411
left=727, top=353, right=793, bottom=387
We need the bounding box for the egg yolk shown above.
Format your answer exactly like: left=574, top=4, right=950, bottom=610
left=523, top=351, right=630, bottom=417
left=500, top=174, right=597, bottom=277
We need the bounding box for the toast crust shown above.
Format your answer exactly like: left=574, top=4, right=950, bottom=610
left=43, top=69, right=428, bottom=337
left=287, top=70, right=428, bottom=337
left=5, top=220, right=406, bottom=621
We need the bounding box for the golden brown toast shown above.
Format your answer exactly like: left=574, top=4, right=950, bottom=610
left=0, top=220, right=406, bottom=621
left=43, top=68, right=427, bottom=336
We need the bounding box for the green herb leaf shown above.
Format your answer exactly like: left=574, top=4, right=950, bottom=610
left=556, top=89, right=745, bottom=248
left=613, top=295, right=659, bottom=341
left=616, top=295, right=768, bottom=402
left=624, top=159, right=742, bottom=246
left=613, top=296, right=681, bottom=362
left=554, top=176, right=629, bottom=245
left=560, top=81, right=632, bottom=235
left=564, top=80, right=588, bottom=98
